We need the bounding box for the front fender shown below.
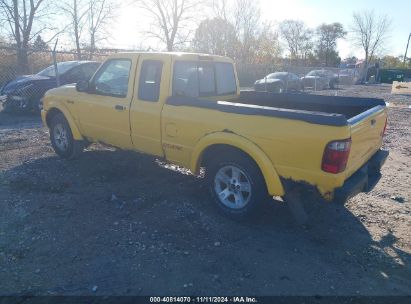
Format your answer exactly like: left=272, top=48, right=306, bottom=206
left=190, top=132, right=284, bottom=196
left=43, top=100, right=83, bottom=141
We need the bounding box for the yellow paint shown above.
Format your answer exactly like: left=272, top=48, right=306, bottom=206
left=41, top=95, right=83, bottom=140
left=41, top=52, right=387, bottom=200
left=189, top=132, right=285, bottom=196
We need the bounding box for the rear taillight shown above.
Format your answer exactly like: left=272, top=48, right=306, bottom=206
left=382, top=117, right=388, bottom=136
left=322, top=138, right=351, bottom=174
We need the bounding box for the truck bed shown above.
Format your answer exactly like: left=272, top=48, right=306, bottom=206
left=166, top=91, right=386, bottom=127
left=238, top=91, right=386, bottom=121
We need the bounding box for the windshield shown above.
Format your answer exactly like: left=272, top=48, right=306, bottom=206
left=37, top=61, right=80, bottom=77
left=307, top=70, right=333, bottom=77
left=267, top=72, right=287, bottom=80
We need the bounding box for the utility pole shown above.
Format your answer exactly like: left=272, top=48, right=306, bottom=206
left=52, top=39, right=60, bottom=87
left=404, top=33, right=411, bottom=65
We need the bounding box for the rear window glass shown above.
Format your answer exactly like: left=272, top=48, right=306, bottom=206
left=173, top=61, right=237, bottom=98
left=215, top=63, right=237, bottom=95
left=199, top=64, right=216, bottom=96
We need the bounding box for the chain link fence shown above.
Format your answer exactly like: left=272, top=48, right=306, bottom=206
left=0, top=45, right=365, bottom=113
left=0, top=45, right=118, bottom=113
left=236, top=63, right=363, bottom=89
left=0, top=45, right=112, bottom=85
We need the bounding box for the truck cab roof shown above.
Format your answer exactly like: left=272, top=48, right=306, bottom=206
left=108, top=52, right=235, bottom=63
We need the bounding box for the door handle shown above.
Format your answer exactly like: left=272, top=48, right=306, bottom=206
left=114, top=105, right=125, bottom=111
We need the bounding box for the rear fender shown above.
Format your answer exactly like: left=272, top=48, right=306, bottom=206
left=190, top=132, right=284, bottom=196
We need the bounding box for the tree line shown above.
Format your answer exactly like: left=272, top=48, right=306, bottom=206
left=1, top=0, right=404, bottom=75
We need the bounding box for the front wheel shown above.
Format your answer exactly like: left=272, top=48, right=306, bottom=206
left=206, top=152, right=268, bottom=221
left=50, top=113, right=84, bottom=159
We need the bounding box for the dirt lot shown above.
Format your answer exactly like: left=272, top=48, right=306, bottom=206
left=0, top=84, right=410, bottom=296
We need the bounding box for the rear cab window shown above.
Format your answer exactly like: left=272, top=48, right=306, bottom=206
left=172, top=61, right=237, bottom=98
left=138, top=60, right=163, bottom=102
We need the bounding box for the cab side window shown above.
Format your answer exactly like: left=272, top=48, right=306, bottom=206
left=172, top=61, right=237, bottom=98
left=215, top=63, right=236, bottom=95
left=93, top=59, right=131, bottom=98
left=199, top=64, right=216, bottom=97
left=173, top=62, right=198, bottom=98
left=138, top=60, right=163, bottom=102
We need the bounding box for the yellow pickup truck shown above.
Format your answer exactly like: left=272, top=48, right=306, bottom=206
left=41, top=52, right=388, bottom=220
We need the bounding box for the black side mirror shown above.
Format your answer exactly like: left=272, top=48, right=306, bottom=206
left=76, top=80, right=89, bottom=92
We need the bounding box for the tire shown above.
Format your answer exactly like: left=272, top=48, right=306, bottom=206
left=49, top=113, right=84, bottom=159
left=206, top=150, right=268, bottom=221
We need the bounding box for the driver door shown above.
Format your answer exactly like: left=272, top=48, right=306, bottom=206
left=77, top=58, right=136, bottom=149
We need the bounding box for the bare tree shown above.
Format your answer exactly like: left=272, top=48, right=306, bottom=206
left=206, top=0, right=280, bottom=65
left=253, top=23, right=282, bottom=64
left=316, top=23, right=346, bottom=66
left=232, top=0, right=260, bottom=64
left=351, top=10, right=391, bottom=70
left=0, top=0, right=49, bottom=72
left=59, top=0, right=116, bottom=59
left=279, top=19, right=313, bottom=64
left=134, top=0, right=202, bottom=51
left=210, top=0, right=228, bottom=22
left=87, top=0, right=117, bottom=58
left=60, top=0, right=88, bottom=59
left=191, top=17, right=239, bottom=58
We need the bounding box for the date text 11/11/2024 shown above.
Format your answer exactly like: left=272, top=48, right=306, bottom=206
left=149, top=296, right=258, bottom=303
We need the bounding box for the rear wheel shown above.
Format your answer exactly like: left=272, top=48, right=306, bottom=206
left=50, top=113, right=84, bottom=159
left=206, top=151, right=268, bottom=221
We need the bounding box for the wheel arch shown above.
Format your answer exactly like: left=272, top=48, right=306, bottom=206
left=45, top=104, right=83, bottom=140
left=190, top=132, right=284, bottom=196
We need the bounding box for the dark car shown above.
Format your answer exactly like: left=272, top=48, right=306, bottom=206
left=0, top=61, right=100, bottom=113
left=301, top=70, right=339, bottom=90
left=254, top=72, right=302, bottom=93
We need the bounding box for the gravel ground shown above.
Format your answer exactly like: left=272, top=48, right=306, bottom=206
left=0, top=84, right=410, bottom=296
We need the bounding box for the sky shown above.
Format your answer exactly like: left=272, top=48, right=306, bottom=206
left=93, top=0, right=411, bottom=60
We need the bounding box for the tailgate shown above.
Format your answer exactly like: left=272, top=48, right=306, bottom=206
left=345, top=105, right=387, bottom=178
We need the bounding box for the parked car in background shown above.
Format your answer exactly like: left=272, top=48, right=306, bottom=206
left=0, top=61, right=100, bottom=113
left=301, top=70, right=339, bottom=90
left=254, top=72, right=302, bottom=93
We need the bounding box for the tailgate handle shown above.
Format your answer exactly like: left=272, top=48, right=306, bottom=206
left=371, top=119, right=376, bottom=126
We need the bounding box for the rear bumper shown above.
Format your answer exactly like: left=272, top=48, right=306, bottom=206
left=334, top=149, right=389, bottom=203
